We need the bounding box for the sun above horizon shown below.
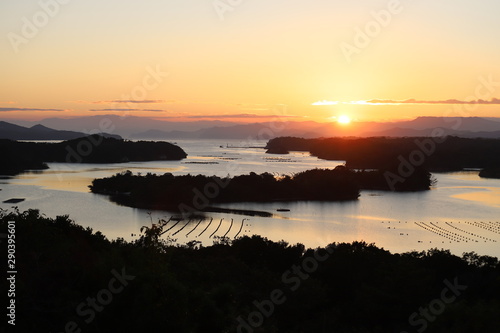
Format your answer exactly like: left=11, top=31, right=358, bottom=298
left=338, top=115, right=351, bottom=124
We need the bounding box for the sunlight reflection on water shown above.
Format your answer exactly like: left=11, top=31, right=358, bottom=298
left=1, top=139, right=499, bottom=257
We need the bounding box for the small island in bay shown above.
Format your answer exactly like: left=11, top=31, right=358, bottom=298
left=89, top=166, right=434, bottom=211
left=89, top=167, right=360, bottom=211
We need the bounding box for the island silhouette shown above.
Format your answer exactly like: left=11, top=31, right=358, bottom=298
left=0, top=135, right=187, bottom=175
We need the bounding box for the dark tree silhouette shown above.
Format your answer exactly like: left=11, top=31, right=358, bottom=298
left=2, top=208, right=499, bottom=332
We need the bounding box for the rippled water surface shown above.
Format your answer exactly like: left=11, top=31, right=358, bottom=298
left=1, top=139, right=499, bottom=257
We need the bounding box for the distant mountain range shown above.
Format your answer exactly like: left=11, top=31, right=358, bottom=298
left=362, top=127, right=500, bottom=138
left=0, top=121, right=121, bottom=140
left=9, top=115, right=239, bottom=137
left=3, top=116, right=500, bottom=140
left=129, top=117, right=500, bottom=140
left=129, top=122, right=325, bottom=140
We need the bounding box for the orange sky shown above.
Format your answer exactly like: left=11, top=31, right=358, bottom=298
left=1, top=0, right=499, bottom=123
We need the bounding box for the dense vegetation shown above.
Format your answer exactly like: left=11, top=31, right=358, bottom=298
left=0, top=135, right=187, bottom=175
left=2, top=209, right=499, bottom=332
left=479, top=167, right=500, bottom=179
left=0, top=146, right=49, bottom=175
left=266, top=136, right=500, bottom=172
left=90, top=168, right=360, bottom=211
left=89, top=167, right=434, bottom=211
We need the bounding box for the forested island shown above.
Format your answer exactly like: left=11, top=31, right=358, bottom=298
left=89, top=166, right=434, bottom=212
left=3, top=208, right=499, bottom=332
left=479, top=167, right=500, bottom=179
left=0, top=135, right=187, bottom=175
left=266, top=136, right=500, bottom=172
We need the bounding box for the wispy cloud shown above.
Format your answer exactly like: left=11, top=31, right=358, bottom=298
left=239, top=108, right=274, bottom=111
left=89, top=109, right=165, bottom=112
left=236, top=103, right=289, bottom=111
left=184, top=113, right=299, bottom=119
left=0, top=107, right=65, bottom=112
left=312, top=98, right=500, bottom=106
left=71, top=100, right=172, bottom=104
left=157, top=113, right=300, bottom=119
left=312, top=100, right=339, bottom=106
left=92, top=100, right=167, bottom=104
left=364, top=98, right=500, bottom=105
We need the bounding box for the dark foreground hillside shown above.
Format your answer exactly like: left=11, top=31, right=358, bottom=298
left=2, top=209, right=499, bottom=332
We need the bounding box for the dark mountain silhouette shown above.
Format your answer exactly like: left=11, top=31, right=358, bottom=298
left=10, top=115, right=239, bottom=137
left=0, top=121, right=121, bottom=140
left=129, top=122, right=323, bottom=140
left=4, top=116, right=500, bottom=139
left=130, top=117, right=500, bottom=140
left=391, top=116, right=500, bottom=131
left=363, top=126, right=500, bottom=138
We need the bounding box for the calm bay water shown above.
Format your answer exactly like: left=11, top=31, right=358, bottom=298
left=1, top=139, right=499, bottom=257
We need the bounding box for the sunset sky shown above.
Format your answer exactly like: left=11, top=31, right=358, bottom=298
left=1, top=0, right=499, bottom=123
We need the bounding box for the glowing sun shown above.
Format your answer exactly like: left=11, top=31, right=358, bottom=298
left=338, top=115, right=351, bottom=124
